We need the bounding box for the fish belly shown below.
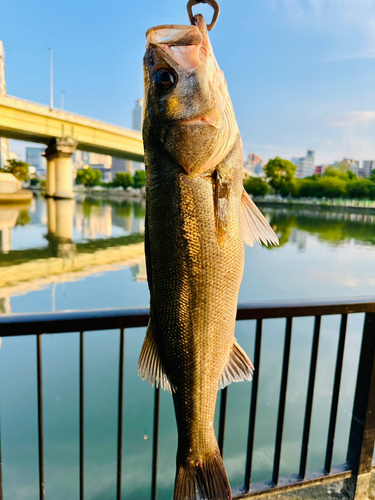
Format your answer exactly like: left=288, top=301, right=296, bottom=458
left=146, top=157, right=244, bottom=460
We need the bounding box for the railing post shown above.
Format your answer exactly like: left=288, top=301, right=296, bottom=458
left=343, top=313, right=375, bottom=499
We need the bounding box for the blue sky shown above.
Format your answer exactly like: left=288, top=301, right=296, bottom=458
left=2, top=0, right=375, bottom=165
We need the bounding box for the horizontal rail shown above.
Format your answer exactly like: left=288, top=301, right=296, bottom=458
left=1, top=296, right=375, bottom=336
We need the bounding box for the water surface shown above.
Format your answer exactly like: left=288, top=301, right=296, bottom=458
left=0, top=196, right=374, bottom=499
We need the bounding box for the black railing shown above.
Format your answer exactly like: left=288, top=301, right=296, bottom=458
left=1, top=296, right=375, bottom=499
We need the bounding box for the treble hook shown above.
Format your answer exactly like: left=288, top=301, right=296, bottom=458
left=186, top=0, right=220, bottom=31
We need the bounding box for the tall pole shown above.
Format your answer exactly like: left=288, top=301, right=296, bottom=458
left=61, top=91, right=65, bottom=110
left=48, top=47, right=53, bottom=109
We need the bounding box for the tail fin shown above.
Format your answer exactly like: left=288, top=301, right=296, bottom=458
left=174, top=447, right=232, bottom=500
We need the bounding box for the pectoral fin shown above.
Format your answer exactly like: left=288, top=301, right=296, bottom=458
left=138, top=317, right=173, bottom=393
left=241, top=189, right=279, bottom=247
left=219, top=340, right=254, bottom=390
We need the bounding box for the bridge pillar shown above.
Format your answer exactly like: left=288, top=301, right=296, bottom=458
left=44, top=137, right=78, bottom=199
left=45, top=159, right=56, bottom=197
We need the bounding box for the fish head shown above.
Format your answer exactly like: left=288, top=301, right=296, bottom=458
left=143, top=15, right=238, bottom=175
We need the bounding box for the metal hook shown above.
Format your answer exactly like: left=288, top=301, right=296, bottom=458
left=186, top=0, right=220, bottom=31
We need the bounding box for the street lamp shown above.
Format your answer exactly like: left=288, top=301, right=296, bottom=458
left=61, top=91, right=65, bottom=110
left=48, top=47, right=53, bottom=109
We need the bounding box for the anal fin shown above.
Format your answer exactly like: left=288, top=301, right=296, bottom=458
left=241, top=188, right=279, bottom=247
left=138, top=317, right=173, bottom=393
left=219, top=340, right=254, bottom=390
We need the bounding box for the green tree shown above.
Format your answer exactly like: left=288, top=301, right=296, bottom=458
left=264, top=157, right=297, bottom=195
left=113, top=172, right=134, bottom=189
left=346, top=178, right=375, bottom=199
left=297, top=176, right=347, bottom=198
left=370, top=170, right=375, bottom=182
left=30, top=177, right=40, bottom=186
left=76, top=167, right=101, bottom=187
left=133, top=170, right=146, bottom=188
left=0, top=159, right=29, bottom=181
left=243, top=177, right=270, bottom=197
left=324, top=166, right=356, bottom=180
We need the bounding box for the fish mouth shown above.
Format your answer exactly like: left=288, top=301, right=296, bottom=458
left=179, top=107, right=222, bottom=129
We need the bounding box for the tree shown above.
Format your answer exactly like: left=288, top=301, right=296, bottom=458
left=243, top=177, right=269, bottom=197
left=76, top=167, right=101, bottom=187
left=113, top=172, right=134, bottom=189
left=297, top=176, right=347, bottom=198
left=370, top=170, right=375, bottom=182
left=264, top=157, right=297, bottom=195
left=346, top=178, right=374, bottom=199
left=133, top=170, right=145, bottom=188
left=0, top=159, right=29, bottom=181
left=324, top=166, right=354, bottom=180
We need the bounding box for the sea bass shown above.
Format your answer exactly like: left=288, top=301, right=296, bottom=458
left=139, top=14, right=278, bottom=500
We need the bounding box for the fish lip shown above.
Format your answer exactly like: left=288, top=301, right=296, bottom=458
left=178, top=108, right=222, bottom=129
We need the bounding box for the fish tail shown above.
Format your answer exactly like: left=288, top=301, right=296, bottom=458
left=174, top=446, right=232, bottom=500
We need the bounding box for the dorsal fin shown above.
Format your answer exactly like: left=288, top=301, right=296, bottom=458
left=241, top=189, right=279, bottom=247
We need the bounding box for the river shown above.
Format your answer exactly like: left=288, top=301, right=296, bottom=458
left=0, top=195, right=374, bottom=499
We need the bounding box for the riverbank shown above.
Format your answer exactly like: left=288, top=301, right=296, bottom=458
left=28, top=185, right=145, bottom=201
left=254, top=196, right=375, bottom=214
left=0, top=190, right=33, bottom=204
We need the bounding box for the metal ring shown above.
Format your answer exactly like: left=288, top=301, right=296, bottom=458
left=187, top=0, right=220, bottom=31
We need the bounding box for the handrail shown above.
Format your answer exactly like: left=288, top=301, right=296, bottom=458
left=1, top=296, right=375, bottom=336
left=0, top=297, right=375, bottom=499
left=0, top=94, right=142, bottom=137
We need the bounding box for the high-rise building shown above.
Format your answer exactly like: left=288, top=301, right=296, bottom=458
left=132, top=99, right=143, bottom=132
left=132, top=99, right=144, bottom=173
left=26, top=147, right=46, bottom=175
left=292, top=150, right=315, bottom=178
left=243, top=153, right=265, bottom=177
left=362, top=160, right=375, bottom=178
left=111, top=157, right=133, bottom=177
left=0, top=41, right=9, bottom=169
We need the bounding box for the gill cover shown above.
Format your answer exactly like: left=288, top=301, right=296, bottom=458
left=146, top=16, right=238, bottom=174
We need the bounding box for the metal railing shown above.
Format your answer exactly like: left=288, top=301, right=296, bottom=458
left=1, top=296, right=375, bottom=499
left=0, top=94, right=142, bottom=136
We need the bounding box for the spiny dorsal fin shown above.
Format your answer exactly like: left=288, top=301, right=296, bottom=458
left=241, top=188, right=279, bottom=247
left=138, top=317, right=173, bottom=393
left=219, top=340, right=254, bottom=390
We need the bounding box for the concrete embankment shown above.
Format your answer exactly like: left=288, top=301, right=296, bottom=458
left=255, top=198, right=375, bottom=214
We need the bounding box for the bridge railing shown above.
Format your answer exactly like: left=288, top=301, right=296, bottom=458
left=0, top=94, right=143, bottom=135
left=1, top=296, right=375, bottom=500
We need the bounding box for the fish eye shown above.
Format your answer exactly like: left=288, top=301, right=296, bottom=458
left=153, top=68, right=177, bottom=91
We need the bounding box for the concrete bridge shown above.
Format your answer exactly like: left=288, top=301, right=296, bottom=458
left=0, top=94, right=144, bottom=198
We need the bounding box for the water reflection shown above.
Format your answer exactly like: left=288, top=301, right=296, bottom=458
left=46, top=198, right=77, bottom=258
left=262, top=206, right=375, bottom=249
left=0, top=205, right=31, bottom=254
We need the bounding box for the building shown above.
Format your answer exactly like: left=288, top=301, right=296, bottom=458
left=26, top=147, right=46, bottom=175
left=341, top=158, right=360, bottom=176
left=243, top=153, right=265, bottom=177
left=292, top=150, right=315, bottom=178
left=111, top=157, right=133, bottom=177
left=91, top=164, right=112, bottom=183
left=315, top=165, right=329, bottom=176
left=132, top=99, right=144, bottom=173
left=0, top=41, right=9, bottom=169
left=362, top=160, right=375, bottom=178
left=132, top=99, right=143, bottom=132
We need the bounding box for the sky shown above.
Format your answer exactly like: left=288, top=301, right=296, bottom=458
left=2, top=0, right=375, bottom=165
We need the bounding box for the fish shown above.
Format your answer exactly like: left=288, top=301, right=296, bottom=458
left=138, top=13, right=279, bottom=500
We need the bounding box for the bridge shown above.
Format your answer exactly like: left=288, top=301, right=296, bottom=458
left=0, top=94, right=144, bottom=198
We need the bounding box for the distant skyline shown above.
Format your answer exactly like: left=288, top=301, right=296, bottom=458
left=2, top=0, right=375, bottom=165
